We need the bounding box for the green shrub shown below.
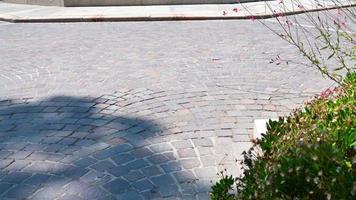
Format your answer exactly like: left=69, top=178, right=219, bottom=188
left=210, top=171, right=236, bottom=200
left=211, top=72, right=356, bottom=200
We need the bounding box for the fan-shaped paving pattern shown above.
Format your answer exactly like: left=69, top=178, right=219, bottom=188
left=0, top=19, right=336, bottom=199
left=0, top=87, right=325, bottom=199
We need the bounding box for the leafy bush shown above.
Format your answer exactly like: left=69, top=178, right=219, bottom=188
left=211, top=72, right=356, bottom=199
left=210, top=171, right=236, bottom=200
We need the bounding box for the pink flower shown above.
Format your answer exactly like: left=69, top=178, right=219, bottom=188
left=248, top=16, right=257, bottom=21
left=276, top=12, right=285, bottom=17
left=341, top=21, right=347, bottom=27
left=232, top=8, right=240, bottom=13
left=320, top=88, right=333, bottom=98
left=335, top=18, right=347, bottom=28
left=333, top=87, right=341, bottom=93
left=286, top=20, right=293, bottom=26
left=319, top=87, right=342, bottom=98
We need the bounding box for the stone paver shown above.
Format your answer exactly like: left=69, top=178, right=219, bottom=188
left=0, top=12, right=337, bottom=199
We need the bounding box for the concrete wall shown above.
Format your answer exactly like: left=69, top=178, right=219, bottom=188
left=4, top=0, right=64, bottom=6
left=4, top=0, right=242, bottom=7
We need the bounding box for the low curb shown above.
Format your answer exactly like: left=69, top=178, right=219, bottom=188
left=0, top=2, right=355, bottom=23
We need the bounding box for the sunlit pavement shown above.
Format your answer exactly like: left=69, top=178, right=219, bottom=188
left=0, top=13, right=336, bottom=199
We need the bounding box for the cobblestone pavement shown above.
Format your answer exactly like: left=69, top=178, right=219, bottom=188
left=0, top=17, right=334, bottom=199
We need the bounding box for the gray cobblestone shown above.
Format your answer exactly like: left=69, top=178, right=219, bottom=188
left=103, top=178, right=130, bottom=194
left=70, top=131, right=91, bottom=139
left=31, top=184, right=64, bottom=200
left=111, top=143, right=133, bottom=153
left=74, top=157, right=97, bottom=167
left=5, top=160, right=30, bottom=171
left=2, top=171, right=32, bottom=184
left=0, top=183, right=13, bottom=195
left=162, top=152, right=177, bottom=160
left=196, top=180, right=214, bottom=193
left=81, top=186, right=108, bottom=199
left=92, top=149, right=114, bottom=160
left=149, top=143, right=173, bottom=153
left=125, top=159, right=149, bottom=170
left=141, top=166, right=162, bottom=177
left=173, top=171, right=197, bottom=183
left=196, top=192, right=210, bottom=200
left=0, top=151, right=13, bottom=159
left=131, top=147, right=153, bottom=158
left=0, top=159, right=13, bottom=169
left=106, top=165, right=129, bottom=177
left=44, top=144, right=65, bottom=153
left=80, top=170, right=112, bottom=184
left=147, top=154, right=169, bottom=164
left=150, top=174, right=176, bottom=187
left=75, top=139, right=96, bottom=147
left=23, top=173, right=51, bottom=186
left=111, top=153, right=135, bottom=165
left=180, top=183, right=197, bottom=195
left=61, top=145, right=81, bottom=155
left=123, top=170, right=145, bottom=182
left=180, top=159, right=200, bottom=169
left=27, top=151, right=49, bottom=161
left=200, top=156, right=217, bottom=167
left=132, top=179, right=155, bottom=191
left=177, top=149, right=197, bottom=158
left=196, top=147, right=213, bottom=156
left=65, top=180, right=90, bottom=195
left=58, top=194, right=82, bottom=200
left=23, top=161, right=57, bottom=173
left=194, top=167, right=217, bottom=179
left=47, top=153, right=66, bottom=161
left=192, top=138, right=214, bottom=147
left=117, top=191, right=144, bottom=200
left=171, top=140, right=193, bottom=149
left=8, top=150, right=32, bottom=160
left=60, top=155, right=79, bottom=164
left=0, top=170, right=7, bottom=179
left=3, top=184, right=39, bottom=199
left=90, top=160, right=116, bottom=172
left=63, top=166, right=88, bottom=178
left=0, top=16, right=335, bottom=199
left=181, top=194, right=197, bottom=200
left=59, top=138, right=77, bottom=145
left=160, top=161, right=182, bottom=173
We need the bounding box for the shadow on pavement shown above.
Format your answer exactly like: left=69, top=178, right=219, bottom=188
left=0, top=95, right=211, bottom=200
